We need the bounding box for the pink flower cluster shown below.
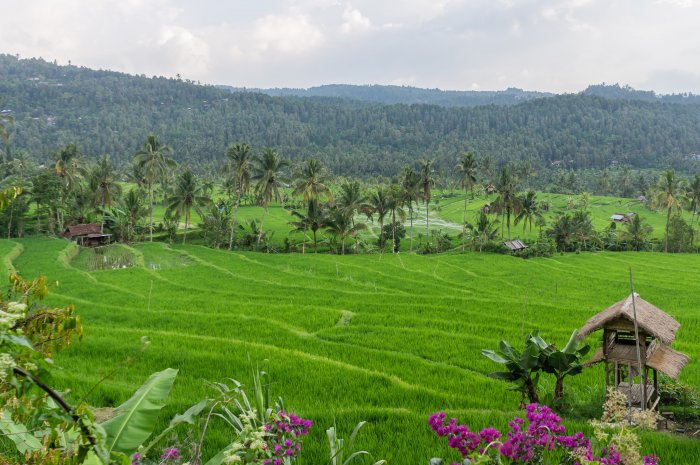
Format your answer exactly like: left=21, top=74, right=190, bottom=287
left=261, top=411, right=313, bottom=465
left=429, top=404, right=659, bottom=465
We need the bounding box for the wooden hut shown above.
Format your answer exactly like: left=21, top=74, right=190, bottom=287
left=504, top=240, right=528, bottom=252
left=63, top=223, right=112, bottom=247
left=579, top=293, right=690, bottom=410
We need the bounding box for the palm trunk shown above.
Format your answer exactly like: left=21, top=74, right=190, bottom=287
left=425, top=200, right=430, bottom=240
left=257, top=205, right=268, bottom=246
left=507, top=208, right=511, bottom=240
left=36, top=208, right=41, bottom=236
left=183, top=208, right=189, bottom=244
left=302, top=223, right=307, bottom=254
left=462, top=190, right=468, bottom=252
left=665, top=206, right=671, bottom=253
left=391, top=209, right=396, bottom=253
left=553, top=376, right=565, bottom=404
left=228, top=190, right=242, bottom=250
left=7, top=200, right=14, bottom=239
left=313, top=229, right=318, bottom=253
left=149, top=184, right=154, bottom=242
left=409, top=205, right=414, bottom=253
left=341, top=237, right=345, bottom=255
left=379, top=218, right=384, bottom=252
left=101, top=201, right=106, bottom=234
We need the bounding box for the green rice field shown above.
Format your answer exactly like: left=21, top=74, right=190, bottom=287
left=2, top=238, right=700, bottom=463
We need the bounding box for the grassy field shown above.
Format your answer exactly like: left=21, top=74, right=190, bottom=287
left=3, top=237, right=700, bottom=463
left=141, top=188, right=692, bottom=252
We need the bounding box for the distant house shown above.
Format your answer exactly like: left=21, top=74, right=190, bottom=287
left=504, top=240, right=528, bottom=252
left=63, top=223, right=111, bottom=247
left=485, top=183, right=496, bottom=194
left=610, top=212, right=636, bottom=223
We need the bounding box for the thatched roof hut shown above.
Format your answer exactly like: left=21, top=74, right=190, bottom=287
left=579, top=293, right=680, bottom=345
left=580, top=293, right=690, bottom=409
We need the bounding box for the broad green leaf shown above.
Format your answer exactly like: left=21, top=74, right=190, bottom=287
left=100, top=368, right=178, bottom=455
left=481, top=349, right=507, bottom=364
left=0, top=410, right=42, bottom=454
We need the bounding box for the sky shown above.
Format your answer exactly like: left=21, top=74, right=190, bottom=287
left=1, top=0, right=700, bottom=93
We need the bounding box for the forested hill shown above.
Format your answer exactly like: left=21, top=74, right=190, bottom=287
left=216, top=84, right=553, bottom=107
left=1, top=54, right=700, bottom=177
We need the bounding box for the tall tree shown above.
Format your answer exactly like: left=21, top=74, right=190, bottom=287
left=386, top=185, right=406, bottom=253
left=89, top=155, right=122, bottom=233
left=292, top=158, right=332, bottom=253
left=337, top=181, right=369, bottom=253
left=252, top=148, right=289, bottom=246
left=222, top=143, right=253, bottom=249
left=366, top=188, right=390, bottom=251
left=514, top=190, right=543, bottom=234
left=687, top=173, right=700, bottom=234
left=134, top=134, right=176, bottom=242
left=654, top=170, right=686, bottom=253
left=455, top=152, right=478, bottom=252
left=493, top=166, right=519, bottom=240
left=325, top=207, right=367, bottom=255
left=165, top=169, right=211, bottom=244
left=401, top=167, right=421, bottom=253
left=419, top=159, right=435, bottom=241
left=53, top=143, right=86, bottom=231
left=289, top=199, right=326, bottom=253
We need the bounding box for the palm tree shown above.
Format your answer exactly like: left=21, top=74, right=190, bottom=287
left=386, top=185, right=406, bottom=253
left=466, top=211, right=500, bottom=252
left=289, top=199, right=326, bottom=253
left=493, top=166, right=519, bottom=240
left=89, top=155, right=122, bottom=233
left=252, top=148, right=289, bottom=246
left=336, top=180, right=370, bottom=253
left=366, top=187, right=390, bottom=251
left=53, top=143, right=86, bottom=231
left=455, top=152, right=478, bottom=252
left=419, top=159, right=436, bottom=239
left=622, top=215, right=653, bottom=251
left=120, top=189, right=147, bottom=241
left=514, top=190, right=543, bottom=234
left=165, top=169, right=211, bottom=244
left=134, top=134, right=176, bottom=242
left=653, top=170, right=686, bottom=253
left=325, top=207, right=367, bottom=255
left=292, top=158, right=332, bottom=252
left=222, top=143, right=253, bottom=249
left=401, top=167, right=421, bottom=252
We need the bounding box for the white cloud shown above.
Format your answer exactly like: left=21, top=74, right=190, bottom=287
left=341, top=6, right=372, bottom=34
left=252, top=13, right=324, bottom=54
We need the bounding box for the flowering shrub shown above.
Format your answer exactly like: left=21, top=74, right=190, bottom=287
left=221, top=410, right=313, bottom=464
left=429, top=404, right=659, bottom=465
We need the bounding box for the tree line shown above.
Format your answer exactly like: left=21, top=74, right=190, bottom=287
left=2, top=126, right=700, bottom=255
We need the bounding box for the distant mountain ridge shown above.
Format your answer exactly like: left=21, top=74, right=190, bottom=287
left=216, top=84, right=553, bottom=107
left=1, top=54, right=700, bottom=177
left=218, top=83, right=700, bottom=108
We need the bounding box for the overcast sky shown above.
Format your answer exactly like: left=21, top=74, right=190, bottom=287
left=1, top=0, right=700, bottom=93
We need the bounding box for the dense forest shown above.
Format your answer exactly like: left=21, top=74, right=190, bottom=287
left=1, top=54, right=700, bottom=179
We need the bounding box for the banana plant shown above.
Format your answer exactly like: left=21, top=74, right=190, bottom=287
left=540, top=329, right=590, bottom=404
left=482, top=333, right=548, bottom=407
left=100, top=368, right=179, bottom=457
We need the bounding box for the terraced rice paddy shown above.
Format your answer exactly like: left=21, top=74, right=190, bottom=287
left=3, top=238, right=700, bottom=463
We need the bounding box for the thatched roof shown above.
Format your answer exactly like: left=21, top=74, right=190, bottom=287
left=647, top=343, right=690, bottom=379
left=64, top=223, right=101, bottom=238
left=579, top=293, right=680, bottom=344
left=585, top=344, right=690, bottom=379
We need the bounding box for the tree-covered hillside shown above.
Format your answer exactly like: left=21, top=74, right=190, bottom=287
left=1, top=54, right=700, bottom=177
